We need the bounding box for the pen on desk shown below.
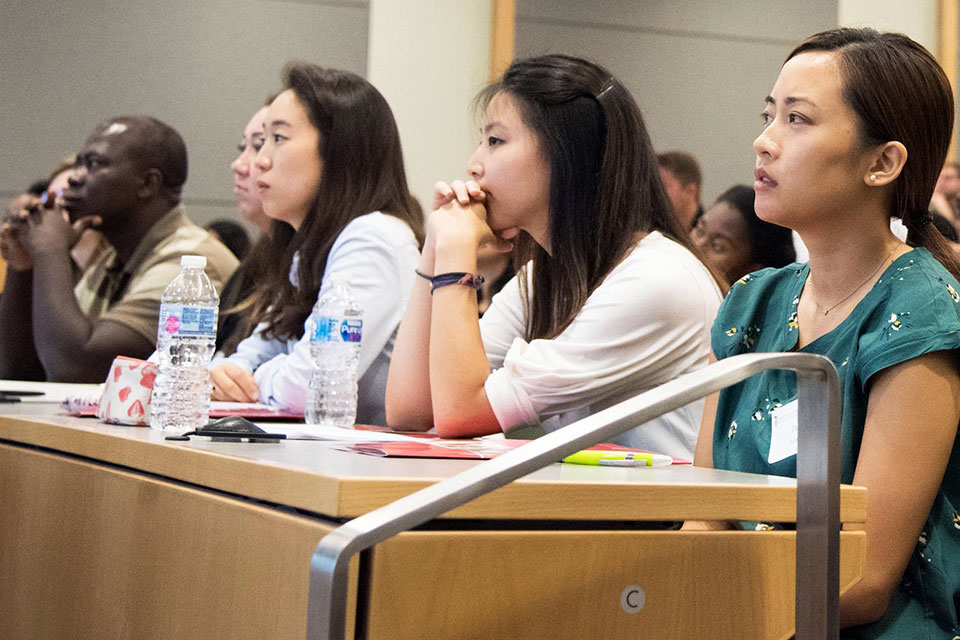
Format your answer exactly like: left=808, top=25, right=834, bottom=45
left=0, top=390, right=45, bottom=402
left=561, top=450, right=673, bottom=467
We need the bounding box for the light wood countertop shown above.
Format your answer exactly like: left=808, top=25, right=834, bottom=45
left=0, top=407, right=866, bottom=523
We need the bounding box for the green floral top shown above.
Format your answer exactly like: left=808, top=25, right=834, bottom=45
left=712, top=249, right=960, bottom=639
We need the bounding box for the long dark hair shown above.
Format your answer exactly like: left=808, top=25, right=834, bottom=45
left=480, top=54, right=723, bottom=340
left=218, top=219, right=294, bottom=355
left=787, top=28, right=960, bottom=280
left=249, top=62, right=423, bottom=341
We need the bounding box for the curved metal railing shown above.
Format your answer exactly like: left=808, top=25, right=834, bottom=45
left=306, top=352, right=842, bottom=640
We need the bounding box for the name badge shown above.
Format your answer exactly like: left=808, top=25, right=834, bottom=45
left=767, top=399, right=799, bottom=464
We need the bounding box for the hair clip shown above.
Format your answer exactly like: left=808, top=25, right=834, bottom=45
left=595, top=78, right=616, bottom=101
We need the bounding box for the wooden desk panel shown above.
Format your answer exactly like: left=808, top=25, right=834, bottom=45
left=365, top=530, right=865, bottom=639
left=0, top=443, right=358, bottom=640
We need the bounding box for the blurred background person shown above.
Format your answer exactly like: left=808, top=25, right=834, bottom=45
left=657, top=150, right=703, bottom=231
left=2, top=158, right=108, bottom=294
left=205, top=219, right=251, bottom=260
left=215, top=105, right=293, bottom=356
left=692, top=184, right=796, bottom=285
left=929, top=160, right=960, bottom=228
left=230, top=105, right=273, bottom=238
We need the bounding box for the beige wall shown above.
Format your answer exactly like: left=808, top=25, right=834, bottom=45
left=836, top=0, right=956, bottom=159
left=11, top=1, right=951, bottom=225
left=367, top=0, right=491, bottom=212
left=0, top=0, right=369, bottom=229
left=838, top=0, right=938, bottom=51
left=514, top=0, right=838, bottom=205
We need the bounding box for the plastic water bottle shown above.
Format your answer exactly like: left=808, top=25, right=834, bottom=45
left=306, top=278, right=363, bottom=427
left=150, top=255, right=219, bottom=431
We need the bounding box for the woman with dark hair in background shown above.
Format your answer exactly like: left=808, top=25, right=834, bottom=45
left=692, top=184, right=795, bottom=285
left=205, top=219, right=250, bottom=260
left=230, top=104, right=274, bottom=239
left=691, top=28, right=960, bottom=636
left=214, top=104, right=294, bottom=356
left=386, top=54, right=724, bottom=459
left=209, top=63, right=422, bottom=425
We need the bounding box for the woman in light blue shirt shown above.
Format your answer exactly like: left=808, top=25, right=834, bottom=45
left=209, top=62, right=422, bottom=425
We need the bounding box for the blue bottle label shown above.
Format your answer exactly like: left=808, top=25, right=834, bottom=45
left=159, top=304, right=218, bottom=338
left=313, top=316, right=363, bottom=343
left=340, top=318, right=363, bottom=343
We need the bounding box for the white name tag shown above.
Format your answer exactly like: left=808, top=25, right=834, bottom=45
left=767, top=399, right=799, bottom=464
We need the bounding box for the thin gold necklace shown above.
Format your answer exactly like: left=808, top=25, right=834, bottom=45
left=810, top=244, right=899, bottom=316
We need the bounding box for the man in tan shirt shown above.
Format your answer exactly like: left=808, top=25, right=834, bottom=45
left=0, top=116, right=237, bottom=382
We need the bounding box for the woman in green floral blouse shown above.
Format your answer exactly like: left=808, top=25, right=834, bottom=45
left=691, top=28, right=960, bottom=638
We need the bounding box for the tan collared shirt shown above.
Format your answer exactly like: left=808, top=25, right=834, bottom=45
left=74, top=206, right=239, bottom=344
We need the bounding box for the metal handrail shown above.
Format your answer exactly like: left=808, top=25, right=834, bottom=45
left=306, top=352, right=842, bottom=640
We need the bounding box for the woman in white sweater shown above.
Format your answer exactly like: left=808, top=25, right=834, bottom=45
left=385, top=54, right=723, bottom=458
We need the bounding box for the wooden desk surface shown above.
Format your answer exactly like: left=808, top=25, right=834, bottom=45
left=0, top=406, right=867, bottom=524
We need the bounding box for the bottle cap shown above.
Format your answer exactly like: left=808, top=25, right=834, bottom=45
left=180, top=255, right=207, bottom=269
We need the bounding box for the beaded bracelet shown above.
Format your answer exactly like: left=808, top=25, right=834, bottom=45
left=415, top=269, right=485, bottom=294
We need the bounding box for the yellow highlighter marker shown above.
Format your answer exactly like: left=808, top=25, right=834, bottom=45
left=562, top=450, right=673, bottom=467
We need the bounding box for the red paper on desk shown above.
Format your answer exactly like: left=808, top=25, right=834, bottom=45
left=344, top=439, right=691, bottom=464
left=208, top=402, right=303, bottom=420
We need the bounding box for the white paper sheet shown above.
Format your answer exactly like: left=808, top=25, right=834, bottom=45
left=0, top=379, right=102, bottom=403
left=259, top=424, right=429, bottom=442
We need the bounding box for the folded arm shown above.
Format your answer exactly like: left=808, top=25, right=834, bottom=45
left=32, top=245, right=152, bottom=381
left=29, top=209, right=151, bottom=381
left=388, top=181, right=506, bottom=436
left=427, top=233, right=500, bottom=437
left=385, top=242, right=438, bottom=431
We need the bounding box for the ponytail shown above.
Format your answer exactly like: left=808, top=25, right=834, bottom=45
left=903, top=210, right=960, bottom=280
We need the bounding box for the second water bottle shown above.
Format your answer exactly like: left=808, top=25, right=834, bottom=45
left=306, top=278, right=363, bottom=427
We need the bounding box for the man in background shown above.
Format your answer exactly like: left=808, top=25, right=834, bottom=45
left=0, top=116, right=237, bottom=381
left=658, top=150, right=703, bottom=231
left=930, top=161, right=960, bottom=229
